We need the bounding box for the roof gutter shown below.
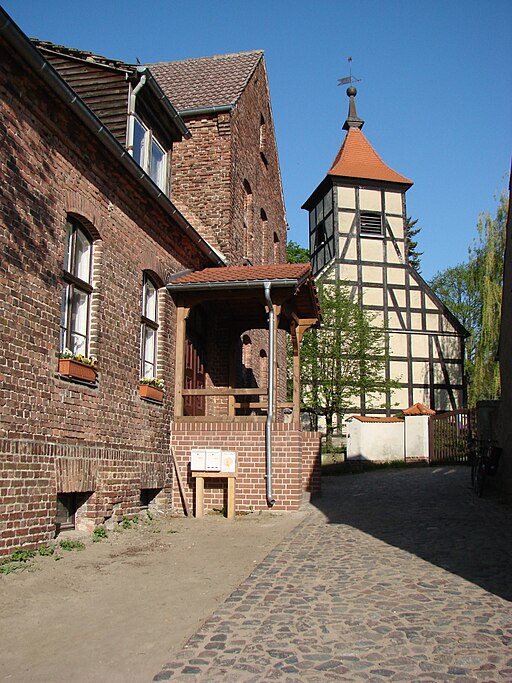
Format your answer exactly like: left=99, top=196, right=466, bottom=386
left=166, top=277, right=300, bottom=293
left=178, top=104, right=234, bottom=117
left=0, top=8, right=224, bottom=267
left=138, top=66, right=192, bottom=139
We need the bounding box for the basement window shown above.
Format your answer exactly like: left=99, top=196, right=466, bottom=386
left=360, top=211, right=383, bottom=236
left=140, top=488, right=160, bottom=510
left=55, top=492, right=90, bottom=533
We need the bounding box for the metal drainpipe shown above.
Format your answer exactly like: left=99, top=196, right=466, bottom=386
left=263, top=281, right=276, bottom=507
left=126, top=74, right=147, bottom=153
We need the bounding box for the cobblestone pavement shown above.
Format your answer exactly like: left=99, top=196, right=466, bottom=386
left=152, top=467, right=512, bottom=682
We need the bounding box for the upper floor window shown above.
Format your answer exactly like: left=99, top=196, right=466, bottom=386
left=360, top=211, right=384, bottom=236
left=141, top=275, right=159, bottom=379
left=273, top=232, right=280, bottom=263
left=259, top=114, right=268, bottom=166
left=60, top=219, right=93, bottom=356
left=131, top=116, right=167, bottom=192
left=243, top=180, right=254, bottom=262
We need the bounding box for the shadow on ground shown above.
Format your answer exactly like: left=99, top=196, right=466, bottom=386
left=313, top=466, right=512, bottom=601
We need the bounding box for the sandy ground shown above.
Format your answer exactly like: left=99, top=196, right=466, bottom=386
left=0, top=509, right=307, bottom=683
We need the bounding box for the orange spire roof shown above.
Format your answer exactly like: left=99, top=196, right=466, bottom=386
left=328, top=127, right=413, bottom=186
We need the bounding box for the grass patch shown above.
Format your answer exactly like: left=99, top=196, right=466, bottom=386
left=92, top=526, right=107, bottom=542
left=59, top=539, right=85, bottom=552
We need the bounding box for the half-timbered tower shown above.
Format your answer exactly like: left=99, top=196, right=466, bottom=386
left=303, top=87, right=467, bottom=415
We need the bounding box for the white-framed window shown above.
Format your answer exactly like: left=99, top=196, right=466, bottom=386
left=141, top=274, right=159, bottom=379
left=60, top=219, right=93, bottom=356
left=131, top=116, right=167, bottom=192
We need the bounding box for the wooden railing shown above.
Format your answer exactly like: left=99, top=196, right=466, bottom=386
left=428, top=409, right=472, bottom=465
left=179, top=387, right=293, bottom=422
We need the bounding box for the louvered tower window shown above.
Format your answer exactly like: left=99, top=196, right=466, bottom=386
left=360, top=211, right=383, bottom=236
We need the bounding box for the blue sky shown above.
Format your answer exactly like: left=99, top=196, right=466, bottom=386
left=2, top=0, right=511, bottom=280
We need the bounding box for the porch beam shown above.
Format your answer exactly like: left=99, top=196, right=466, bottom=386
left=174, top=304, right=190, bottom=418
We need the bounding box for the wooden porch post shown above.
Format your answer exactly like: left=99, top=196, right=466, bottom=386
left=174, top=304, right=190, bottom=418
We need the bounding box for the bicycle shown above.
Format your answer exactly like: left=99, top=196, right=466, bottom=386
left=471, top=439, right=502, bottom=497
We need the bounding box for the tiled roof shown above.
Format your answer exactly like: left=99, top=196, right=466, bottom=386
left=349, top=416, right=403, bottom=423
left=147, top=51, right=263, bottom=111
left=328, top=127, right=413, bottom=186
left=402, top=403, right=436, bottom=415
left=171, top=263, right=311, bottom=285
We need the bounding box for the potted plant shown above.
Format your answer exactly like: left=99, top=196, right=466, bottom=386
left=139, top=376, right=165, bottom=402
left=58, top=349, right=97, bottom=383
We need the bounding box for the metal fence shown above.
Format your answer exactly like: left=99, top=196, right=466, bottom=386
left=428, top=409, right=473, bottom=465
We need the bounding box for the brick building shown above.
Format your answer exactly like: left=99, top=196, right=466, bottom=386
left=0, top=10, right=320, bottom=554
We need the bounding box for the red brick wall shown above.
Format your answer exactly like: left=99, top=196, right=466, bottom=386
left=171, top=422, right=321, bottom=514
left=0, top=36, right=209, bottom=553
left=170, top=58, right=287, bottom=269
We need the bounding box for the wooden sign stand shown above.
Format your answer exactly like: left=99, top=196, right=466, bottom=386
left=191, top=471, right=237, bottom=519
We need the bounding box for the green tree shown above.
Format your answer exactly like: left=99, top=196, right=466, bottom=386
left=430, top=188, right=508, bottom=405
left=470, top=191, right=508, bottom=403
left=286, top=240, right=309, bottom=264
left=300, top=284, right=399, bottom=444
left=405, top=216, right=423, bottom=271
left=430, top=261, right=481, bottom=386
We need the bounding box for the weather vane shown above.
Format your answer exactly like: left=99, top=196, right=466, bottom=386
left=338, top=57, right=361, bottom=86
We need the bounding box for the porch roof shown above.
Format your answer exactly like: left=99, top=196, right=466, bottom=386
left=166, top=263, right=321, bottom=332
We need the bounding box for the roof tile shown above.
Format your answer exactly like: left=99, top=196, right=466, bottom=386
left=328, top=128, right=413, bottom=186
left=147, top=51, right=263, bottom=111
left=171, top=263, right=311, bottom=285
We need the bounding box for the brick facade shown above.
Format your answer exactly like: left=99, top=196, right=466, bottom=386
left=0, top=32, right=208, bottom=554
left=171, top=422, right=321, bottom=514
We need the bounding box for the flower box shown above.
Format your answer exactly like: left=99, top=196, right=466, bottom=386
left=139, top=383, right=164, bottom=402
left=58, top=358, right=97, bottom=383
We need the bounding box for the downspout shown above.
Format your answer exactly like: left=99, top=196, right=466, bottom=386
left=126, top=74, right=147, bottom=154
left=263, top=281, right=276, bottom=507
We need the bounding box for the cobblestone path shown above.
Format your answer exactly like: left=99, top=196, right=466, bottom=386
left=153, top=467, right=512, bottom=682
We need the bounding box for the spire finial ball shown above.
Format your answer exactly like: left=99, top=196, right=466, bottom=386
left=346, top=86, right=357, bottom=97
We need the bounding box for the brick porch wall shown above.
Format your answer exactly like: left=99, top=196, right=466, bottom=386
left=171, top=422, right=321, bottom=515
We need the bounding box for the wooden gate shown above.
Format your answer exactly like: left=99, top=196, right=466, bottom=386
left=428, top=409, right=472, bottom=465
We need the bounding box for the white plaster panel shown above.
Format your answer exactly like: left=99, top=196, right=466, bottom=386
left=410, top=312, right=423, bottom=330
left=411, top=334, right=429, bottom=357
left=363, top=287, right=383, bottom=306
left=440, top=316, right=456, bottom=334
left=390, top=360, right=406, bottom=381
left=338, top=263, right=358, bottom=282
left=387, top=215, right=405, bottom=240
left=389, top=332, right=408, bottom=357
left=337, top=186, right=356, bottom=209
left=338, top=210, right=355, bottom=232
left=340, top=236, right=357, bottom=260
left=413, top=386, right=430, bottom=406
left=389, top=288, right=406, bottom=308
left=385, top=244, right=403, bottom=265
left=369, top=309, right=385, bottom=326
left=391, top=386, right=410, bottom=411
left=387, top=311, right=403, bottom=329
left=387, top=266, right=406, bottom=285
left=409, top=289, right=422, bottom=308
left=413, top=360, right=430, bottom=383
left=359, top=188, right=381, bottom=211
left=362, top=265, right=383, bottom=284
left=438, top=335, right=459, bottom=359
left=361, top=239, right=383, bottom=262
left=426, top=313, right=440, bottom=331
left=385, top=192, right=403, bottom=215
left=424, top=293, right=440, bottom=311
